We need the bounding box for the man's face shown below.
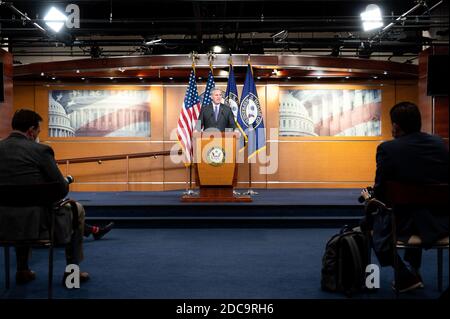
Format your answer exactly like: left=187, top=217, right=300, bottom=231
left=211, top=90, right=222, bottom=105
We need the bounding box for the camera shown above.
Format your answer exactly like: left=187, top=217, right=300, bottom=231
left=358, top=186, right=374, bottom=203
left=65, top=175, right=74, bottom=184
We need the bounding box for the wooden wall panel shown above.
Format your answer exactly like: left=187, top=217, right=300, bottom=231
left=0, top=50, right=13, bottom=139
left=435, top=96, right=449, bottom=139
left=13, top=78, right=419, bottom=191
left=274, top=141, right=378, bottom=188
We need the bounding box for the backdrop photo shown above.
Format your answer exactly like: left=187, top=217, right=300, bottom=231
left=48, top=90, right=151, bottom=137
left=279, top=89, right=382, bottom=137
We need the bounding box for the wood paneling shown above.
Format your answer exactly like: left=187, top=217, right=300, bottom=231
left=0, top=50, right=13, bottom=139
left=13, top=78, right=418, bottom=191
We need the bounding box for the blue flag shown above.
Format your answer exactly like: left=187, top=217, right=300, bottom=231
left=224, top=64, right=239, bottom=120
left=238, top=64, right=266, bottom=159
left=201, top=69, right=216, bottom=108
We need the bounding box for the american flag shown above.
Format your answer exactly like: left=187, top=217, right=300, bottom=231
left=201, top=69, right=216, bottom=108
left=177, top=70, right=201, bottom=164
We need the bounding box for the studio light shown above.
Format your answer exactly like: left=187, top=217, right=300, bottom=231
left=44, top=7, right=67, bottom=32
left=360, top=4, right=383, bottom=32
left=212, top=45, right=223, bottom=53
left=145, top=38, right=162, bottom=45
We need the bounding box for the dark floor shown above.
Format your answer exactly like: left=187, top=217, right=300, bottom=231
left=1, top=228, right=447, bottom=299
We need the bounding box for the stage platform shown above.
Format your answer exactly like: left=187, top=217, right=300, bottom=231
left=75, top=188, right=366, bottom=227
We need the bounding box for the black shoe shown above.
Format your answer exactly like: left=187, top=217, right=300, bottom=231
left=93, top=222, right=114, bottom=240
left=392, top=272, right=423, bottom=293
left=16, top=270, right=36, bottom=284
left=410, top=268, right=424, bottom=288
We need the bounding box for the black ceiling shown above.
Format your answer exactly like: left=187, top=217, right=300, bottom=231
left=1, top=0, right=448, bottom=58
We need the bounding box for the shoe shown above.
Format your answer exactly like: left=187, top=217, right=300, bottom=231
left=412, top=269, right=425, bottom=288
left=392, top=273, right=423, bottom=293
left=62, top=271, right=90, bottom=285
left=93, top=222, right=114, bottom=240
left=16, top=270, right=36, bottom=284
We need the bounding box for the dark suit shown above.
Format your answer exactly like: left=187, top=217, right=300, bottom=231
left=371, top=132, right=449, bottom=267
left=0, top=132, right=84, bottom=264
left=195, top=103, right=236, bottom=132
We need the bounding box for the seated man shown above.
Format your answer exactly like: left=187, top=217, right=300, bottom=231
left=0, top=109, right=90, bottom=284
left=360, top=101, right=449, bottom=293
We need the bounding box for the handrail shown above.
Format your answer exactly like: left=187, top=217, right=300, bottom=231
left=55, top=150, right=181, bottom=164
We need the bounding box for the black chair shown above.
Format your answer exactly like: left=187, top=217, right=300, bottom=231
left=0, top=182, right=77, bottom=299
left=366, top=182, right=449, bottom=296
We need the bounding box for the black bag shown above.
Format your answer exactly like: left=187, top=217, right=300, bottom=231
left=321, top=226, right=370, bottom=296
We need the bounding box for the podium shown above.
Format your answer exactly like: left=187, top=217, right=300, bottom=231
left=181, top=131, right=252, bottom=202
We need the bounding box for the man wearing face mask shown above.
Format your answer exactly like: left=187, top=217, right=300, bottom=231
left=0, top=109, right=90, bottom=285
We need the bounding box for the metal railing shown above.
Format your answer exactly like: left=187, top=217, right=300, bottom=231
left=56, top=150, right=181, bottom=191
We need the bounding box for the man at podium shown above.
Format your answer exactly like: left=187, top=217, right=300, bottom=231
left=195, top=88, right=236, bottom=132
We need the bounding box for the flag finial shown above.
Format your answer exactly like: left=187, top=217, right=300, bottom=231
left=190, top=51, right=199, bottom=68
left=207, top=51, right=216, bottom=70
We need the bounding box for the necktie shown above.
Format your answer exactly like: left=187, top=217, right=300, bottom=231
left=214, top=105, right=219, bottom=121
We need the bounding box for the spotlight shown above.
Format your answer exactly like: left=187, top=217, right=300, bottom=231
left=44, top=7, right=67, bottom=32
left=145, top=38, right=162, bottom=45
left=357, top=42, right=372, bottom=59
left=212, top=45, right=224, bottom=53
left=360, top=4, right=383, bottom=31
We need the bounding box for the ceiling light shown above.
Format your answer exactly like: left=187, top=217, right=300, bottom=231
left=110, top=77, right=114, bottom=80
left=345, top=76, right=350, bottom=79
left=76, top=69, right=80, bottom=73
left=212, top=45, right=223, bottom=53
left=145, top=38, right=162, bottom=45
left=139, top=77, right=143, bottom=80
left=287, top=77, right=291, bottom=80
left=40, top=72, right=45, bottom=76
left=317, top=76, right=321, bottom=79
left=383, top=71, right=388, bottom=75
left=81, top=77, right=85, bottom=80
left=44, top=7, right=67, bottom=33
left=360, top=4, right=383, bottom=31
left=51, top=77, right=56, bottom=80
left=169, top=77, right=174, bottom=80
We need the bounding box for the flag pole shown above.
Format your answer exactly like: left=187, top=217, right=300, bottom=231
left=243, top=54, right=258, bottom=196
left=183, top=51, right=199, bottom=196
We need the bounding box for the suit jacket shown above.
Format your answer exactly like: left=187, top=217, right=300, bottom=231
left=195, top=103, right=237, bottom=132
left=0, top=132, right=69, bottom=241
left=373, top=131, right=449, bottom=249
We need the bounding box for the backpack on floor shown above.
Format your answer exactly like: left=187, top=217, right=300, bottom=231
left=321, top=226, right=370, bottom=297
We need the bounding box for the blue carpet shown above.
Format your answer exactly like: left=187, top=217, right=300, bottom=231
left=0, top=228, right=447, bottom=299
